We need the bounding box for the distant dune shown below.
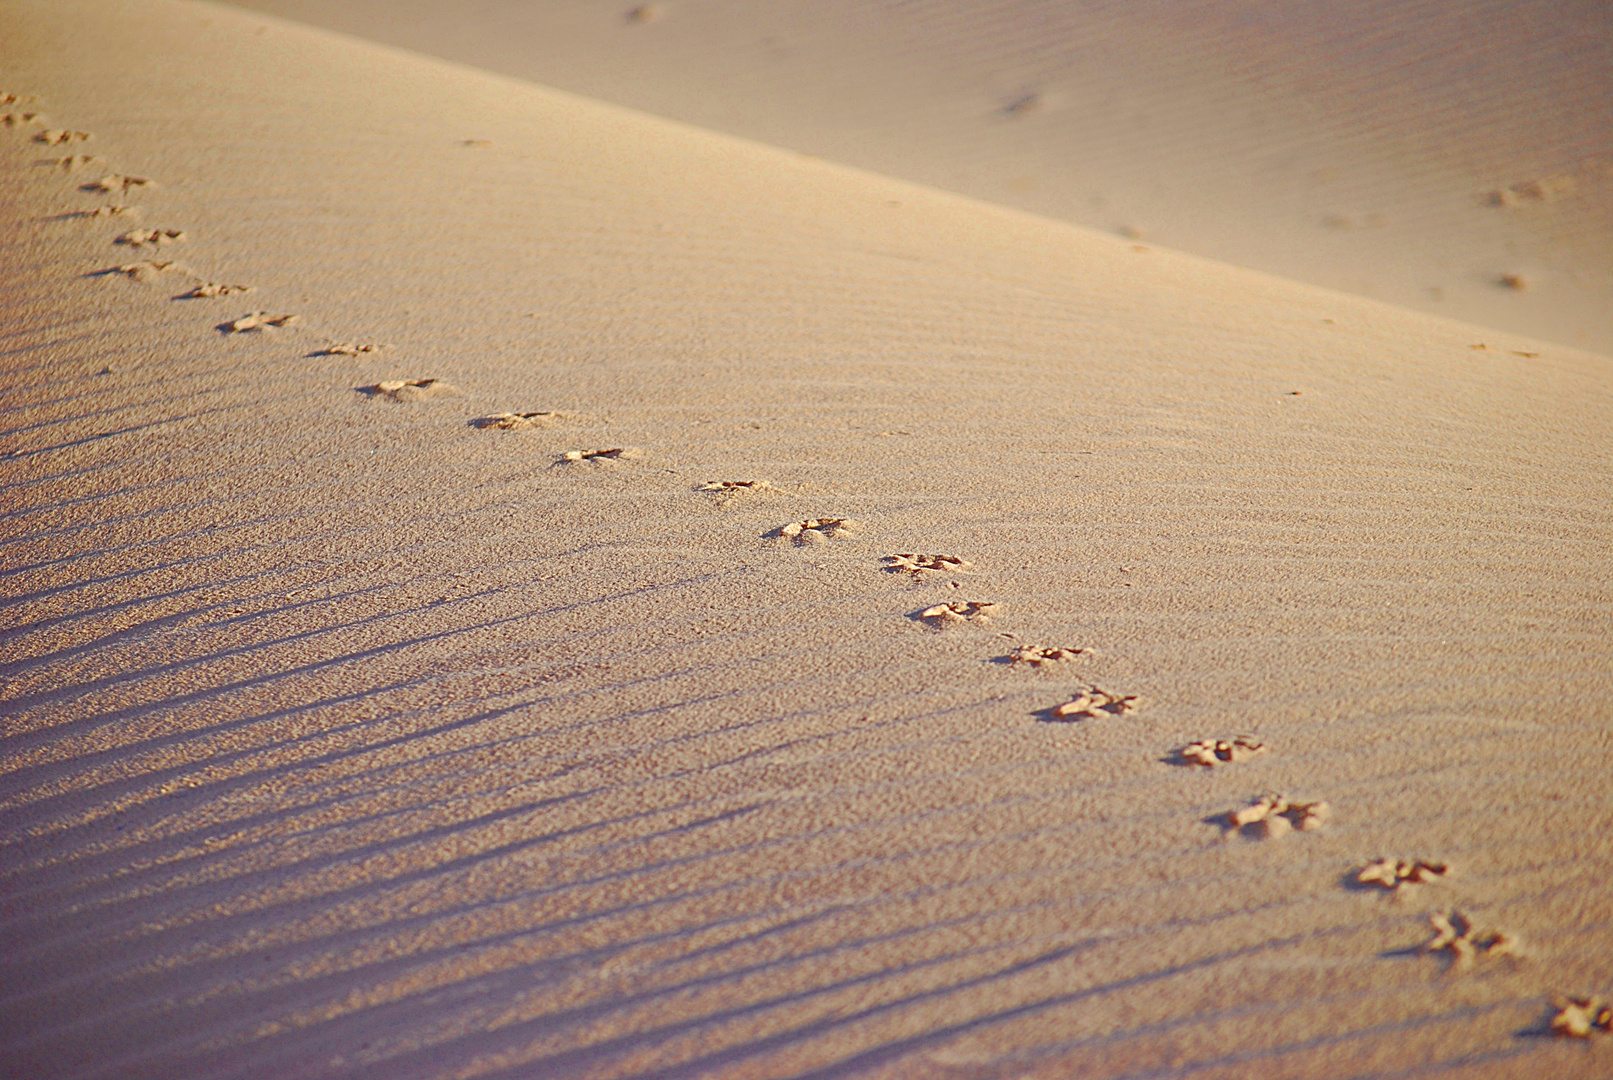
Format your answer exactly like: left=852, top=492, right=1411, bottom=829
left=224, top=0, right=1613, bottom=356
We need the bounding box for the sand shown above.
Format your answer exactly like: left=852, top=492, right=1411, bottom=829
left=222, top=0, right=1613, bottom=357
left=1, top=1, right=1611, bottom=1078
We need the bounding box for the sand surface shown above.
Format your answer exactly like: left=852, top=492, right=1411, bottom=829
left=222, top=0, right=1613, bottom=357
left=2, top=1, right=1612, bottom=1078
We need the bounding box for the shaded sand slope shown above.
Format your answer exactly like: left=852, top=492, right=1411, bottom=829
left=2, top=2, right=1612, bottom=1078
left=223, top=0, right=1613, bottom=356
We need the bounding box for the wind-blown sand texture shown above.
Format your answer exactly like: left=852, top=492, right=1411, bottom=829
left=1, top=1, right=1611, bottom=1078
left=224, top=0, right=1613, bottom=356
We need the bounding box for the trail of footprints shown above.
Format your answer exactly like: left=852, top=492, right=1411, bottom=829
left=6, top=86, right=1601, bottom=1037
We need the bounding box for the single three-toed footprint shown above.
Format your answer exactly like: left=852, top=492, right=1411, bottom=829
left=1225, top=793, right=1329, bottom=838
left=1420, top=911, right=1519, bottom=968
left=883, top=553, right=973, bottom=576
left=360, top=378, right=455, bottom=401
left=918, top=600, right=998, bottom=626
left=180, top=282, right=253, bottom=299
left=559, top=447, right=641, bottom=465
left=105, top=260, right=186, bottom=282
left=1044, top=685, right=1139, bottom=720
left=1551, top=996, right=1613, bottom=1038
left=2, top=112, right=41, bottom=127
left=698, top=480, right=781, bottom=502
left=770, top=518, right=856, bottom=544
left=66, top=205, right=138, bottom=220
left=1179, top=735, right=1268, bottom=766
left=472, top=410, right=587, bottom=430
left=116, top=228, right=184, bottom=248
left=49, top=154, right=100, bottom=170
left=1007, top=644, right=1091, bottom=667
left=222, top=311, right=298, bottom=333
left=313, top=342, right=383, bottom=357
left=84, top=173, right=152, bottom=193
left=34, top=129, right=90, bottom=144
left=1355, top=857, right=1451, bottom=893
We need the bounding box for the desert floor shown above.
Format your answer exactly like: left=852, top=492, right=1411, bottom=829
left=1, top=2, right=1610, bottom=1078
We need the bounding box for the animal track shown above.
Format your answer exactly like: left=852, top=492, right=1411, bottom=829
left=1227, top=793, right=1329, bottom=837
left=223, top=312, right=298, bottom=333
left=1008, top=645, right=1091, bottom=667
left=1486, top=175, right=1577, bottom=207
left=883, top=554, right=973, bottom=576
left=49, top=154, right=100, bottom=170
left=84, top=174, right=152, bottom=193
left=1180, top=736, right=1267, bottom=767
left=772, top=518, right=855, bottom=544
left=67, top=205, right=138, bottom=219
left=473, top=411, right=583, bottom=430
left=1003, top=92, right=1043, bottom=117
left=181, top=282, right=253, bottom=298
left=919, top=601, right=998, bottom=626
left=0, top=93, right=37, bottom=105
left=1047, top=685, right=1139, bottom=720
left=108, top=261, right=184, bottom=282
left=363, top=378, right=454, bottom=402
left=698, top=480, right=780, bottom=499
left=116, top=229, right=184, bottom=248
left=560, top=447, right=640, bottom=465
left=2, top=112, right=41, bottom=127
left=1421, top=911, right=1519, bottom=968
left=34, top=129, right=90, bottom=144
left=1551, top=995, right=1613, bottom=1038
left=1356, top=858, right=1451, bottom=892
left=314, top=342, right=383, bottom=356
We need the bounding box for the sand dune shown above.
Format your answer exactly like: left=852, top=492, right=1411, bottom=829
left=1, top=1, right=1611, bottom=1078
left=222, top=0, right=1613, bottom=356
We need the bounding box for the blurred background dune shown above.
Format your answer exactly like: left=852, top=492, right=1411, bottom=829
left=225, top=0, right=1613, bottom=354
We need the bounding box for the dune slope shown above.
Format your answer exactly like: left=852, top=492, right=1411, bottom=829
left=1, top=2, right=1611, bottom=1078
left=222, top=0, right=1613, bottom=356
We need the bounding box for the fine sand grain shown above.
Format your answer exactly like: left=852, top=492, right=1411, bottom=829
left=1, top=2, right=1610, bottom=1078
